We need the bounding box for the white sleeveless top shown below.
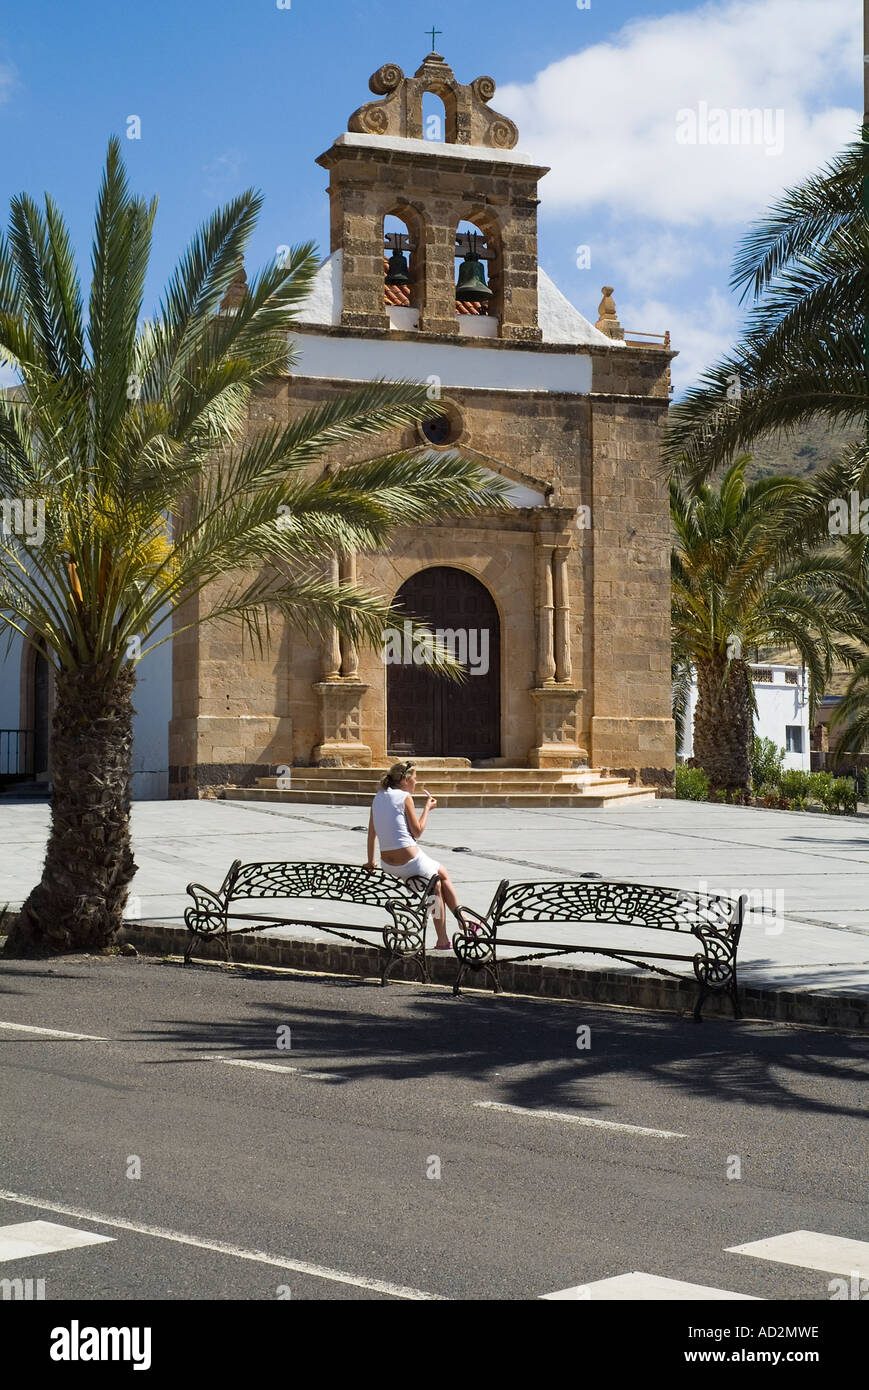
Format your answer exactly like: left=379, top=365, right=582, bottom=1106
left=372, top=787, right=416, bottom=852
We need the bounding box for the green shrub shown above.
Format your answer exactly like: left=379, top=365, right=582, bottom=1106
left=676, top=765, right=710, bottom=801
left=751, top=736, right=784, bottom=793
left=807, top=771, right=833, bottom=804
left=756, top=783, right=780, bottom=800
left=807, top=772, right=857, bottom=813
left=830, top=776, right=858, bottom=814
left=780, top=769, right=812, bottom=800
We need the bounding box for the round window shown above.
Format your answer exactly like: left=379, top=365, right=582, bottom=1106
left=421, top=416, right=452, bottom=446
left=418, top=404, right=463, bottom=447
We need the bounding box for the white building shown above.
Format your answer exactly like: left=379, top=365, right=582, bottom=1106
left=680, top=663, right=810, bottom=771
left=0, top=627, right=172, bottom=799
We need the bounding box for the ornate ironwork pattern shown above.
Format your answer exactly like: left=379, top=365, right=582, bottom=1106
left=494, top=878, right=736, bottom=936
left=452, top=906, right=500, bottom=995
left=185, top=861, right=439, bottom=984
left=453, top=878, right=743, bottom=1020
left=224, top=860, right=428, bottom=909
left=183, top=886, right=232, bottom=962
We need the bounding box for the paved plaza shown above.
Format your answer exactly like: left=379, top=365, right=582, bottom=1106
left=2, top=796, right=867, bottom=1006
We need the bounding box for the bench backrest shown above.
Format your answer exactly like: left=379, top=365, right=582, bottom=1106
left=492, top=878, right=742, bottom=938
left=220, top=860, right=434, bottom=910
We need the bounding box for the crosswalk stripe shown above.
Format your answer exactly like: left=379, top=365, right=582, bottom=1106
left=542, top=1272, right=761, bottom=1300
left=0, top=1021, right=109, bottom=1041
left=474, top=1100, right=686, bottom=1138
left=0, top=1190, right=443, bottom=1299
left=727, top=1231, right=869, bottom=1277
left=0, top=1220, right=115, bottom=1262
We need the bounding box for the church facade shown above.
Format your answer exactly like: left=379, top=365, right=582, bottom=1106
left=169, top=53, right=675, bottom=797
left=0, top=53, right=676, bottom=800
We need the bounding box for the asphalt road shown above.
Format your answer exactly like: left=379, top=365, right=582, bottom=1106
left=0, top=954, right=866, bottom=1303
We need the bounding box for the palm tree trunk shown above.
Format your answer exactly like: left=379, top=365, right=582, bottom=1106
left=693, top=656, right=753, bottom=800
left=5, top=661, right=137, bottom=953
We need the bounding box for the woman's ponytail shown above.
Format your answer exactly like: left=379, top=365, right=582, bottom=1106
left=381, top=760, right=414, bottom=789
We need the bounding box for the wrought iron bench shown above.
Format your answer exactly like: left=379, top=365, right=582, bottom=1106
left=451, top=878, right=745, bottom=1021
left=184, top=860, right=439, bottom=984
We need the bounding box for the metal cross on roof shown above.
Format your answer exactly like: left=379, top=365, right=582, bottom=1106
left=426, top=26, right=442, bottom=51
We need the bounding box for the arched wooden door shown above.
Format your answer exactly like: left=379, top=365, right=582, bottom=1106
left=387, top=567, right=500, bottom=758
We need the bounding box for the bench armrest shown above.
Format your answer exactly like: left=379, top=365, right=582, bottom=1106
left=452, top=906, right=496, bottom=963
left=184, top=882, right=229, bottom=937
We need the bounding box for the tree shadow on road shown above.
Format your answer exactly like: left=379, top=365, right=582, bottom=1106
left=127, top=964, right=869, bottom=1123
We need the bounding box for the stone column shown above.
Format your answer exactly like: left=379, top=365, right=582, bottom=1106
left=311, top=550, right=370, bottom=767
left=339, top=550, right=359, bottom=678
left=417, top=223, right=460, bottom=336
left=322, top=553, right=342, bottom=680
left=554, top=545, right=572, bottom=683
left=536, top=542, right=556, bottom=686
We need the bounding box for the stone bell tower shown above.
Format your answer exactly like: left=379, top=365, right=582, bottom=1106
left=316, top=52, right=546, bottom=340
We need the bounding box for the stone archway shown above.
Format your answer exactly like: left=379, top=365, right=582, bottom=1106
left=387, top=566, right=500, bottom=758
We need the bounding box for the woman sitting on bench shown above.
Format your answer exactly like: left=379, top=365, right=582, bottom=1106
left=366, top=761, right=464, bottom=950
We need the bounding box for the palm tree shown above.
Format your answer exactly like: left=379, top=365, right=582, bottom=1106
left=671, top=458, right=861, bottom=797
left=0, top=139, right=507, bottom=953
left=663, top=140, right=867, bottom=485
left=828, top=660, right=869, bottom=758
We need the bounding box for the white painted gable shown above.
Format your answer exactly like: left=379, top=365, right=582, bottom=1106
left=447, top=455, right=547, bottom=507
left=295, top=250, right=343, bottom=326
left=537, top=268, right=621, bottom=348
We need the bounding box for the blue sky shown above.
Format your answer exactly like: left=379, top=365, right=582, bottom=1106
left=0, top=0, right=860, bottom=394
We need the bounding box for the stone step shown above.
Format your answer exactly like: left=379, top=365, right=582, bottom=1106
left=276, top=767, right=603, bottom=783
left=384, top=756, right=471, bottom=769
left=228, top=786, right=657, bottom=809
left=256, top=774, right=632, bottom=795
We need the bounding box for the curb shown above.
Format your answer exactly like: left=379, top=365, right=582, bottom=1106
left=120, top=922, right=869, bottom=1032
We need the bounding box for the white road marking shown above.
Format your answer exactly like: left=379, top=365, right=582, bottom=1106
left=0, top=1220, right=115, bottom=1262
left=0, top=1021, right=109, bottom=1041
left=542, top=1272, right=760, bottom=1300
left=204, top=1055, right=341, bottom=1081
left=0, top=1190, right=442, bottom=1300
left=727, top=1231, right=869, bottom=1277
left=474, top=1100, right=687, bottom=1139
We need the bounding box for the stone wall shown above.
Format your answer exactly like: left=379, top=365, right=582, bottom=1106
left=170, top=337, right=675, bottom=791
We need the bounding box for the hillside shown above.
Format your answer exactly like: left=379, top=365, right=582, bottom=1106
left=744, top=418, right=862, bottom=481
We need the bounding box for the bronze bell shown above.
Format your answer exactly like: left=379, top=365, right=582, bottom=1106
left=385, top=249, right=412, bottom=287
left=455, top=253, right=493, bottom=302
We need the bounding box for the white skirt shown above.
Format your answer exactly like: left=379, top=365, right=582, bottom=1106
left=381, top=850, right=440, bottom=883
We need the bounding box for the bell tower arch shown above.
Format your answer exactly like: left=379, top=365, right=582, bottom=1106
left=316, top=52, right=547, bottom=340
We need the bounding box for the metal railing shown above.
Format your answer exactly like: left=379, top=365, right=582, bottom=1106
left=624, top=329, right=671, bottom=348
left=0, top=729, right=34, bottom=781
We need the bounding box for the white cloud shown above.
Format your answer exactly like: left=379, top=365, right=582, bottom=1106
left=498, top=0, right=859, bottom=225
left=622, top=289, right=741, bottom=395
left=591, top=230, right=730, bottom=292
left=0, top=61, right=18, bottom=104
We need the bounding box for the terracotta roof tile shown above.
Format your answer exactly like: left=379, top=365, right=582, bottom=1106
left=382, top=256, right=486, bottom=315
